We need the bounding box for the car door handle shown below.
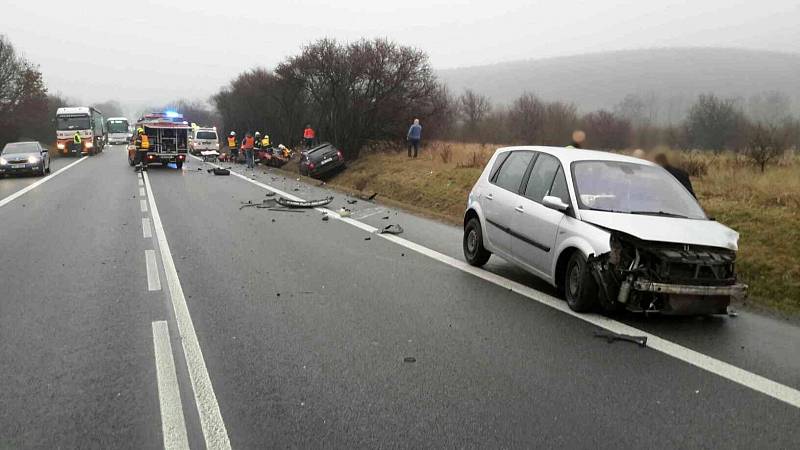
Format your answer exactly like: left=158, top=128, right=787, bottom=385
left=485, top=193, right=494, bottom=201
left=515, top=206, right=525, bottom=213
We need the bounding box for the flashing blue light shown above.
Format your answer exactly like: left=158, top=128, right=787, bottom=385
left=165, top=111, right=181, bottom=118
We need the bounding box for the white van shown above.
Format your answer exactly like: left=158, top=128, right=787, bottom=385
left=190, top=127, right=219, bottom=155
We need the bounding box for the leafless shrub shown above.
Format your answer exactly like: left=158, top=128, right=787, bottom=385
left=439, top=144, right=453, bottom=164
left=456, top=150, right=488, bottom=169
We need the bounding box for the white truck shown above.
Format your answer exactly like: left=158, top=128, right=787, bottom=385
left=106, top=117, right=131, bottom=145
left=55, top=106, right=106, bottom=156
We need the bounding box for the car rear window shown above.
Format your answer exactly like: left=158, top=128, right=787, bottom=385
left=196, top=131, right=217, bottom=140
left=492, top=151, right=534, bottom=193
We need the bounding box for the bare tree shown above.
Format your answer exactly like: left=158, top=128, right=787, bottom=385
left=541, top=101, right=578, bottom=146
left=745, top=123, right=787, bottom=172
left=581, top=110, right=632, bottom=150
left=508, top=92, right=545, bottom=144
left=458, top=89, right=491, bottom=128
left=685, top=94, right=746, bottom=151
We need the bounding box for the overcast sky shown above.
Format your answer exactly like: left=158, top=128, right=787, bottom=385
left=2, top=0, right=798, bottom=112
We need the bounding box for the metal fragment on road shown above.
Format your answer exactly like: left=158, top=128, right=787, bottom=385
left=404, top=357, right=416, bottom=363
left=593, top=331, right=647, bottom=347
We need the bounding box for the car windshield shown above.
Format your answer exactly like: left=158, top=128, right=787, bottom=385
left=57, top=115, right=91, bottom=130
left=107, top=120, right=129, bottom=133
left=572, top=160, right=707, bottom=219
left=196, top=131, right=217, bottom=140
left=2, top=142, right=39, bottom=154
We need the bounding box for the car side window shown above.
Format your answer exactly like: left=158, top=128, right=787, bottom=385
left=548, top=166, right=570, bottom=205
left=492, top=151, right=535, bottom=193
left=523, top=153, right=560, bottom=202
left=489, top=151, right=511, bottom=181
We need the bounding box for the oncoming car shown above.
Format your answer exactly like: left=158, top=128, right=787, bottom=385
left=463, top=146, right=746, bottom=315
left=0, top=141, right=51, bottom=177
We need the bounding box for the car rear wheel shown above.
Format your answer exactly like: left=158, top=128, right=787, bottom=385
left=564, top=252, right=598, bottom=312
left=463, top=217, right=491, bottom=267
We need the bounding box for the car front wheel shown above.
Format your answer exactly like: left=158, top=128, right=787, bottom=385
left=564, top=252, right=598, bottom=312
left=463, top=217, right=491, bottom=267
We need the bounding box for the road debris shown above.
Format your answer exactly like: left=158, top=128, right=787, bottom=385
left=379, top=224, right=404, bottom=235
left=276, top=196, right=334, bottom=208
left=212, top=168, right=230, bottom=176
left=265, top=192, right=276, bottom=197
left=381, top=216, right=390, bottom=220
left=593, top=331, right=647, bottom=347
left=403, top=357, right=416, bottom=363
left=364, top=237, right=371, bottom=241
left=338, top=207, right=352, bottom=218
left=322, top=215, right=330, bottom=222
left=346, top=199, right=358, bottom=205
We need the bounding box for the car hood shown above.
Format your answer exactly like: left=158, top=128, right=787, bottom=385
left=579, top=210, right=740, bottom=251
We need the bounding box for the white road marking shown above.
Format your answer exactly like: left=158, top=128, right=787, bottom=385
left=140, top=187, right=146, bottom=197
left=142, top=217, right=153, bottom=238
left=140, top=199, right=148, bottom=213
left=143, top=171, right=232, bottom=449
left=0, top=156, right=88, bottom=209
left=145, top=250, right=161, bottom=291
left=192, top=154, right=800, bottom=410
left=152, top=321, right=190, bottom=450
left=139, top=179, right=144, bottom=187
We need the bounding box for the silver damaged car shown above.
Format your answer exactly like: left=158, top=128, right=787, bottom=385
left=462, top=146, right=747, bottom=315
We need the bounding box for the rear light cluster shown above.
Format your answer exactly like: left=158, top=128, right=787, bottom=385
left=337, top=150, right=343, bottom=160
left=308, top=162, right=316, bottom=171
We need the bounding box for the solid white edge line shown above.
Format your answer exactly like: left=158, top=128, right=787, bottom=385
left=191, top=154, right=800, bottom=410
left=145, top=249, right=162, bottom=291
left=143, top=171, right=232, bottom=449
left=142, top=217, right=153, bottom=239
left=152, top=321, right=190, bottom=450
left=0, top=156, right=88, bottom=208
left=140, top=199, right=148, bottom=213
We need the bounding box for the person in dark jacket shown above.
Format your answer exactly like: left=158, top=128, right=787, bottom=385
left=407, top=118, right=422, bottom=158
left=654, top=153, right=695, bottom=198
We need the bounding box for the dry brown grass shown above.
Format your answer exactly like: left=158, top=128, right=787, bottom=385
left=325, top=141, right=800, bottom=315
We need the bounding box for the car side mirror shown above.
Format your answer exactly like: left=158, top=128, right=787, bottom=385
left=543, top=195, right=569, bottom=212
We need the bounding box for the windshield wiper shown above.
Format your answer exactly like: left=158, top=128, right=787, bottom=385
left=627, top=210, right=689, bottom=218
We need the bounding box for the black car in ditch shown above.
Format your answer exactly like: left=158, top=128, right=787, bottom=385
left=299, top=143, right=345, bottom=178
left=0, top=142, right=51, bottom=177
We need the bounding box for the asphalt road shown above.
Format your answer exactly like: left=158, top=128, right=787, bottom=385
left=1, top=146, right=798, bottom=449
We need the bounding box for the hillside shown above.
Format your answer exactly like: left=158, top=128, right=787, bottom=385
left=438, top=48, right=800, bottom=123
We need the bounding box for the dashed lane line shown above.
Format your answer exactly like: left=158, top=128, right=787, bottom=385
left=143, top=171, right=231, bottom=449
left=152, top=321, right=190, bottom=450
left=142, top=217, right=153, bottom=239
left=145, top=249, right=162, bottom=291
left=190, top=154, right=800, bottom=410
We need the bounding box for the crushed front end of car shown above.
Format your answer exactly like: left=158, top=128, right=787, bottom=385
left=589, top=233, right=747, bottom=315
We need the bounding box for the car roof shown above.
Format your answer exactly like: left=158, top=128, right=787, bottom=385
left=4, top=141, right=39, bottom=146
left=496, top=145, right=656, bottom=166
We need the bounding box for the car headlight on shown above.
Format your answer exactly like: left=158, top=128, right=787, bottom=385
left=28, top=155, right=40, bottom=164
left=0, top=157, right=7, bottom=165
left=57, top=143, right=65, bottom=150
left=84, top=142, right=94, bottom=149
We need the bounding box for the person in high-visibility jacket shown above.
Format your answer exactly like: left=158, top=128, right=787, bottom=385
left=261, top=134, right=270, bottom=148
left=241, top=132, right=256, bottom=169
left=227, top=131, right=238, bottom=162
left=133, top=128, right=149, bottom=167
left=303, top=124, right=315, bottom=149
left=254, top=132, right=263, bottom=150
left=70, top=132, right=82, bottom=154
